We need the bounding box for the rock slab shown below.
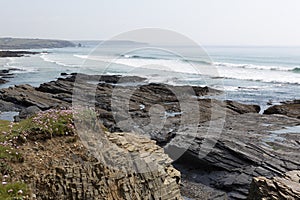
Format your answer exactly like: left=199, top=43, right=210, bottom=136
left=248, top=170, right=300, bottom=200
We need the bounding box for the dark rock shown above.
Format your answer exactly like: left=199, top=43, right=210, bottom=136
left=2, top=74, right=289, bottom=200
left=0, top=78, right=8, bottom=84
left=18, top=106, right=41, bottom=120
left=171, top=113, right=300, bottom=199
left=225, top=100, right=260, bottom=114
left=69, top=73, right=147, bottom=84
left=264, top=100, right=300, bottom=119
left=0, top=50, right=39, bottom=57
left=0, top=84, right=69, bottom=110
left=60, top=72, right=68, bottom=76
left=0, top=99, right=22, bottom=112
left=0, top=69, right=10, bottom=74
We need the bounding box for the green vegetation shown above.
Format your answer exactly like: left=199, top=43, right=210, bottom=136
left=0, top=109, right=77, bottom=199
left=17, top=109, right=75, bottom=137
left=0, top=182, right=29, bottom=200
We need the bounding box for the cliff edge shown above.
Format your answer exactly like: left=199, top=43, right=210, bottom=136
left=0, top=109, right=182, bottom=199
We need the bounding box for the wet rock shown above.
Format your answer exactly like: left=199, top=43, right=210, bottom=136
left=248, top=170, right=300, bottom=199
left=0, top=78, right=8, bottom=84
left=264, top=100, right=300, bottom=119
left=0, top=50, right=39, bottom=57
left=225, top=100, right=260, bottom=114
left=171, top=113, right=300, bottom=199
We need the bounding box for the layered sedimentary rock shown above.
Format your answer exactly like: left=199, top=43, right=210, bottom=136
left=173, top=113, right=300, bottom=199
left=12, top=127, right=182, bottom=199
left=248, top=170, right=300, bottom=199
left=3, top=74, right=299, bottom=199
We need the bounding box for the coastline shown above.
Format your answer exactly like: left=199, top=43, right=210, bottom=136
left=0, top=51, right=42, bottom=88
left=0, top=73, right=299, bottom=199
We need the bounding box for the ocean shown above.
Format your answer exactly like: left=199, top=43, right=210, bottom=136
left=0, top=44, right=299, bottom=113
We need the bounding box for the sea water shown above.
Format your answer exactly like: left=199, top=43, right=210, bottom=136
left=0, top=44, right=299, bottom=111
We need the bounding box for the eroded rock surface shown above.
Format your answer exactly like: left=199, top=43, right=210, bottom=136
left=172, top=113, right=300, bottom=199
left=13, top=128, right=182, bottom=200
left=248, top=170, right=300, bottom=200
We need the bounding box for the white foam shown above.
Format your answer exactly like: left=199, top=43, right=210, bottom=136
left=216, top=64, right=300, bottom=84
left=73, top=54, right=88, bottom=59
left=77, top=55, right=217, bottom=77
left=40, top=54, right=77, bottom=67
left=12, top=67, right=38, bottom=73
left=213, top=62, right=296, bottom=71
left=77, top=55, right=300, bottom=84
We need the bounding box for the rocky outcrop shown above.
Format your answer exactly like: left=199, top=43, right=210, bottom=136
left=0, top=69, right=13, bottom=84
left=0, top=84, right=69, bottom=110
left=0, top=78, right=8, bottom=84
left=264, top=100, right=300, bottom=119
left=248, top=170, right=300, bottom=199
left=12, top=126, right=182, bottom=199
left=172, top=113, right=300, bottom=199
left=0, top=67, right=35, bottom=85
left=0, top=51, right=39, bottom=57
left=0, top=74, right=259, bottom=142
left=1, top=74, right=277, bottom=199
left=14, top=106, right=42, bottom=121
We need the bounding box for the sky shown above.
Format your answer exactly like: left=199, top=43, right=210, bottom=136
left=1, top=0, right=300, bottom=46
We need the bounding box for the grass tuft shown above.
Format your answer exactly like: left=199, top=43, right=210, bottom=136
left=0, top=182, right=29, bottom=200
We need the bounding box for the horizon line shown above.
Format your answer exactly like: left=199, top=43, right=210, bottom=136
left=1, top=37, right=300, bottom=47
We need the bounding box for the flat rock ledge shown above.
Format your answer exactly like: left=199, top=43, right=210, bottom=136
left=248, top=170, right=300, bottom=200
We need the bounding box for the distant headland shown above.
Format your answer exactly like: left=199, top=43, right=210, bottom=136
left=0, top=38, right=76, bottom=49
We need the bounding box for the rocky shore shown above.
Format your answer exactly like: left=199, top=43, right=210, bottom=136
left=0, top=74, right=299, bottom=199
left=0, top=51, right=39, bottom=58
left=0, top=51, right=42, bottom=86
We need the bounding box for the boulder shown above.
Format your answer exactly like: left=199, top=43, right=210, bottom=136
left=264, top=100, right=300, bottom=119
left=18, top=106, right=42, bottom=120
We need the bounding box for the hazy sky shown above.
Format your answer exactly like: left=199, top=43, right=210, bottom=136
left=1, top=0, right=300, bottom=46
